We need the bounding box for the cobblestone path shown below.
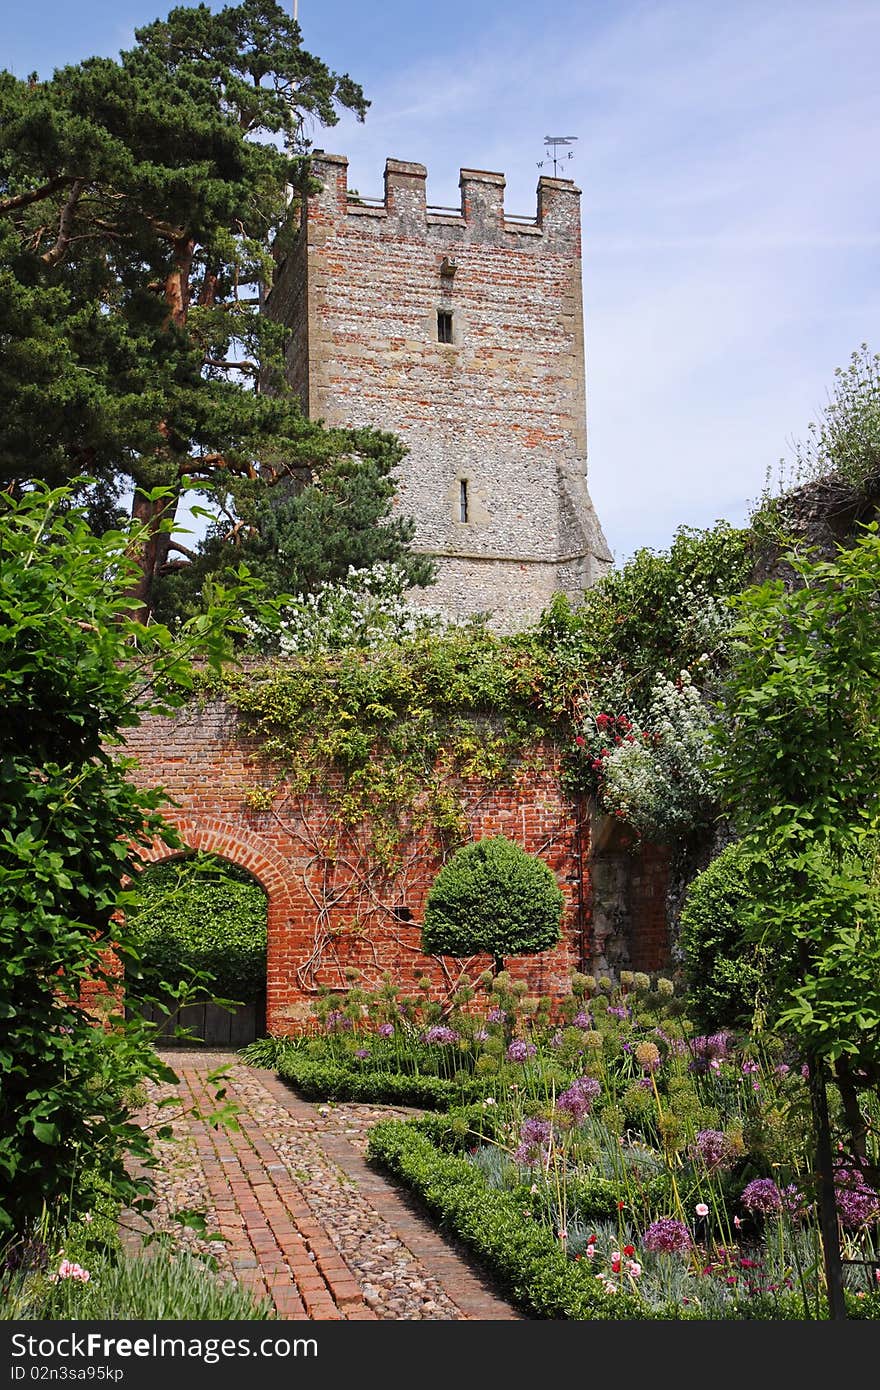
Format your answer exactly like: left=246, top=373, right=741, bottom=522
left=128, top=1051, right=520, bottom=1322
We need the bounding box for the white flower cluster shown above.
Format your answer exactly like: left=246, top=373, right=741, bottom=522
left=600, top=671, right=716, bottom=836
left=248, top=563, right=447, bottom=655
left=670, top=576, right=734, bottom=658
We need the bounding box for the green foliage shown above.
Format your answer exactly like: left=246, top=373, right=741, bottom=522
left=276, top=1056, right=483, bottom=1108
left=367, top=1120, right=629, bottom=1319
left=215, top=629, right=551, bottom=868
left=0, top=483, right=253, bottom=1235
left=679, top=842, right=782, bottom=1031
left=718, top=526, right=880, bottom=1075
left=129, top=854, right=267, bottom=1001
left=3, top=1248, right=275, bottom=1320
left=539, top=521, right=754, bottom=716
left=0, top=0, right=423, bottom=620
left=422, top=835, right=563, bottom=966
left=774, top=343, right=880, bottom=495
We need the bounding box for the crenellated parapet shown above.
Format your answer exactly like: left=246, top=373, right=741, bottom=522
left=293, top=151, right=582, bottom=254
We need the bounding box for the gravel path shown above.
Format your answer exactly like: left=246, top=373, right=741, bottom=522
left=126, top=1050, right=520, bottom=1322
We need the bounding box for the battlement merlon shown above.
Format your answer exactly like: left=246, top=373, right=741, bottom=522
left=289, top=152, right=582, bottom=251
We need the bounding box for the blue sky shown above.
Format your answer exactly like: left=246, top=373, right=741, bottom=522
left=6, top=0, right=879, bottom=563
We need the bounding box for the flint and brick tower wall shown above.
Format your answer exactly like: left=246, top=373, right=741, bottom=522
left=265, top=153, right=611, bottom=631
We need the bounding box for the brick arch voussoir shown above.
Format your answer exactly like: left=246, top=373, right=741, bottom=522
left=139, top=815, right=295, bottom=906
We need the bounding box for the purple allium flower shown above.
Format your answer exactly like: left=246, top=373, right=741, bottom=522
left=741, top=1060, right=760, bottom=1075
left=691, top=1032, right=733, bottom=1061
left=520, top=1117, right=552, bottom=1146
left=690, top=1130, right=734, bottom=1173
left=775, top=1063, right=790, bottom=1076
left=354, top=1048, right=369, bottom=1059
left=556, top=1075, right=600, bottom=1122
left=741, top=1179, right=783, bottom=1216
left=487, top=1007, right=506, bottom=1023
left=607, top=1005, right=628, bottom=1021
left=642, top=1218, right=692, bottom=1255
left=782, top=1184, right=808, bottom=1220
left=423, top=1025, right=460, bottom=1045
left=550, top=1031, right=564, bottom=1048
left=377, top=1022, right=394, bottom=1038
left=474, top=1028, right=489, bottom=1042
left=507, top=1039, right=537, bottom=1062
left=834, top=1166, right=880, bottom=1230
left=325, top=1009, right=353, bottom=1032
left=572, top=1010, right=592, bottom=1030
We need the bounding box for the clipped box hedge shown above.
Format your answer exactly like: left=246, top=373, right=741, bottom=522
left=276, top=1055, right=487, bottom=1109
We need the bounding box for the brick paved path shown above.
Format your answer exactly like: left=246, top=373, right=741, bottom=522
left=133, top=1052, right=520, bottom=1322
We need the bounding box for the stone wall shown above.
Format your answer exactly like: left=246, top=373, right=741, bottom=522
left=265, top=153, right=610, bottom=631
left=124, top=703, right=596, bottom=1034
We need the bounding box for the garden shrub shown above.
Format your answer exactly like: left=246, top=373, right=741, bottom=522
left=422, top=834, right=563, bottom=969
left=129, top=854, right=267, bottom=1001
left=679, top=842, right=776, bottom=1031
left=276, top=1056, right=485, bottom=1108
left=0, top=483, right=257, bottom=1237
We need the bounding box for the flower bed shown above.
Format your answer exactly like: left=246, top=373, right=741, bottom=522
left=247, top=967, right=880, bottom=1317
left=367, top=1118, right=880, bottom=1321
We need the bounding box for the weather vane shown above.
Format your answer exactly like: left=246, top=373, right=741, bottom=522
left=537, top=135, right=577, bottom=178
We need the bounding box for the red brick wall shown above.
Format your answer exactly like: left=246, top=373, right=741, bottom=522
left=124, top=702, right=589, bottom=1035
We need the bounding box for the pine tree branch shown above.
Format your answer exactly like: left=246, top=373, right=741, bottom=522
left=41, top=179, right=85, bottom=267
left=0, top=175, right=69, bottom=215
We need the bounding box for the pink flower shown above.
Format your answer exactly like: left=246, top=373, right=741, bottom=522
left=695, top=1202, right=709, bottom=1217
left=584, top=1245, right=596, bottom=1259
left=55, top=1260, right=90, bottom=1283
left=627, top=1260, right=642, bottom=1279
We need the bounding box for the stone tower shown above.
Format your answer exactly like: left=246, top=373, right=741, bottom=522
left=265, top=152, right=611, bottom=630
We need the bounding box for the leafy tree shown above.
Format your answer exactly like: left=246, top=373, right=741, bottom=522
left=0, top=1, right=427, bottom=619
left=0, top=482, right=256, bottom=1234
left=678, top=841, right=782, bottom=1031
left=718, top=525, right=880, bottom=1317
left=422, top=835, right=563, bottom=974
left=154, top=444, right=435, bottom=625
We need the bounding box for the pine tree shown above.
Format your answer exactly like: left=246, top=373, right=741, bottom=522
left=0, top=1, right=429, bottom=618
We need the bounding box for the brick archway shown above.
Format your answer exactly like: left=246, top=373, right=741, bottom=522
left=140, top=814, right=298, bottom=1033
left=141, top=814, right=297, bottom=904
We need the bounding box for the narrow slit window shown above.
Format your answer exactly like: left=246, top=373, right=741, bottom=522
left=459, top=479, right=469, bottom=523
left=437, top=309, right=453, bottom=344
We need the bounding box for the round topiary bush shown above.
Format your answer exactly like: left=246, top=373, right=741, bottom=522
left=129, top=854, right=267, bottom=1001
left=422, top=835, right=564, bottom=971
left=679, top=840, right=774, bottom=1031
